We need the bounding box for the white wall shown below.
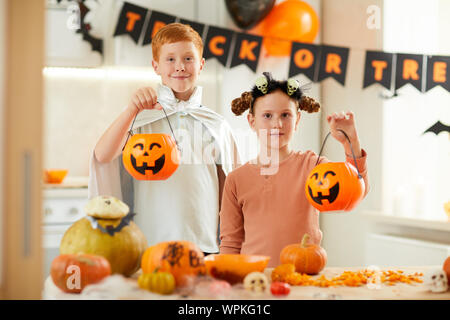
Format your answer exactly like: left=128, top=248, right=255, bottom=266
left=319, top=0, right=384, bottom=267
left=320, top=0, right=450, bottom=268
left=44, top=0, right=225, bottom=176
left=381, top=0, right=450, bottom=220
left=0, top=0, right=5, bottom=287
left=220, top=0, right=322, bottom=163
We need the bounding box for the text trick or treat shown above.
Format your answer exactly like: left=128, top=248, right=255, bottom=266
left=122, top=133, right=180, bottom=180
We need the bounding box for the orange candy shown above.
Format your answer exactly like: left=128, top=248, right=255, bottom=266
left=271, top=264, right=423, bottom=287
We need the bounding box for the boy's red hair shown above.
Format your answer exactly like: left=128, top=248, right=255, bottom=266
left=152, top=23, right=203, bottom=61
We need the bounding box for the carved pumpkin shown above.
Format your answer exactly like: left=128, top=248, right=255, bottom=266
left=280, top=233, right=327, bottom=275
left=305, top=162, right=365, bottom=212
left=50, top=253, right=111, bottom=293
left=141, top=241, right=207, bottom=287
left=122, top=133, right=180, bottom=180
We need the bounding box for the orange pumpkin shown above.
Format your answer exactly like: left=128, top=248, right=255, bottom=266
left=137, top=269, right=176, bottom=295
left=50, top=253, right=111, bottom=293
left=122, top=133, right=180, bottom=180
left=141, top=241, right=206, bottom=287
left=443, top=256, right=450, bottom=285
left=280, top=234, right=327, bottom=275
left=305, top=162, right=365, bottom=212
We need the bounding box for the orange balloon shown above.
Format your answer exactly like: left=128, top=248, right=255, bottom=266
left=261, top=0, right=319, bottom=56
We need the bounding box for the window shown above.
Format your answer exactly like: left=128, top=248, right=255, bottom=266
left=381, top=0, right=450, bottom=220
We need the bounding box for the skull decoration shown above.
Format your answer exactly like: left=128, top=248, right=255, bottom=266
left=287, top=78, right=299, bottom=96
left=243, top=271, right=269, bottom=293
left=255, top=76, right=268, bottom=94
left=424, top=268, right=448, bottom=293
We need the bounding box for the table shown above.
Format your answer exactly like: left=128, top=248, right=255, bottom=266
left=42, top=266, right=450, bottom=300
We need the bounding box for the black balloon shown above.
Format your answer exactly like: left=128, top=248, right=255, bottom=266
left=225, top=0, right=275, bottom=30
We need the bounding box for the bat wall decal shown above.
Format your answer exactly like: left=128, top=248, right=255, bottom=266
left=77, top=0, right=104, bottom=55
left=53, top=0, right=104, bottom=55
left=87, top=212, right=136, bottom=236
left=423, top=120, right=450, bottom=136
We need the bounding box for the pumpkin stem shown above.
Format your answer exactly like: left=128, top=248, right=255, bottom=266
left=301, top=234, right=311, bottom=248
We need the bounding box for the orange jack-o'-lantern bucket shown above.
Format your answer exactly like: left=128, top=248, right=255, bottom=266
left=305, top=130, right=365, bottom=212
left=122, top=107, right=180, bottom=180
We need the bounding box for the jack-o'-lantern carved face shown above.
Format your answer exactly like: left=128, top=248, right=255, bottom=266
left=305, top=162, right=365, bottom=212
left=307, top=169, right=339, bottom=206
left=122, top=134, right=180, bottom=180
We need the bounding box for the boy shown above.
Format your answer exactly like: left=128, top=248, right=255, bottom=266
left=89, top=23, right=240, bottom=254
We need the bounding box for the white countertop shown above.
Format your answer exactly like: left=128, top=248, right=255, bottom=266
left=42, top=266, right=450, bottom=300
left=43, top=176, right=88, bottom=189
left=43, top=176, right=89, bottom=199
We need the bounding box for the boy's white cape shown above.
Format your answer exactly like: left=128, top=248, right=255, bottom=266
left=88, top=85, right=240, bottom=207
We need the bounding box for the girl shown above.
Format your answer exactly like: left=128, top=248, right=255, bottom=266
left=219, top=72, right=369, bottom=267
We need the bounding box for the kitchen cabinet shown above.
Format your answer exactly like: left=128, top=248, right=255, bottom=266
left=42, top=187, right=89, bottom=281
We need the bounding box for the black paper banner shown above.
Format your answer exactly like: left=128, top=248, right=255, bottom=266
left=204, top=26, right=234, bottom=67
left=230, top=33, right=262, bottom=71
left=288, top=42, right=320, bottom=81
left=425, top=55, right=450, bottom=92
left=317, top=45, right=349, bottom=85
left=142, top=10, right=177, bottom=46
left=395, top=53, right=424, bottom=91
left=110, top=5, right=450, bottom=94
left=179, top=18, right=206, bottom=39
left=113, top=2, right=148, bottom=44
left=363, top=51, right=394, bottom=90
